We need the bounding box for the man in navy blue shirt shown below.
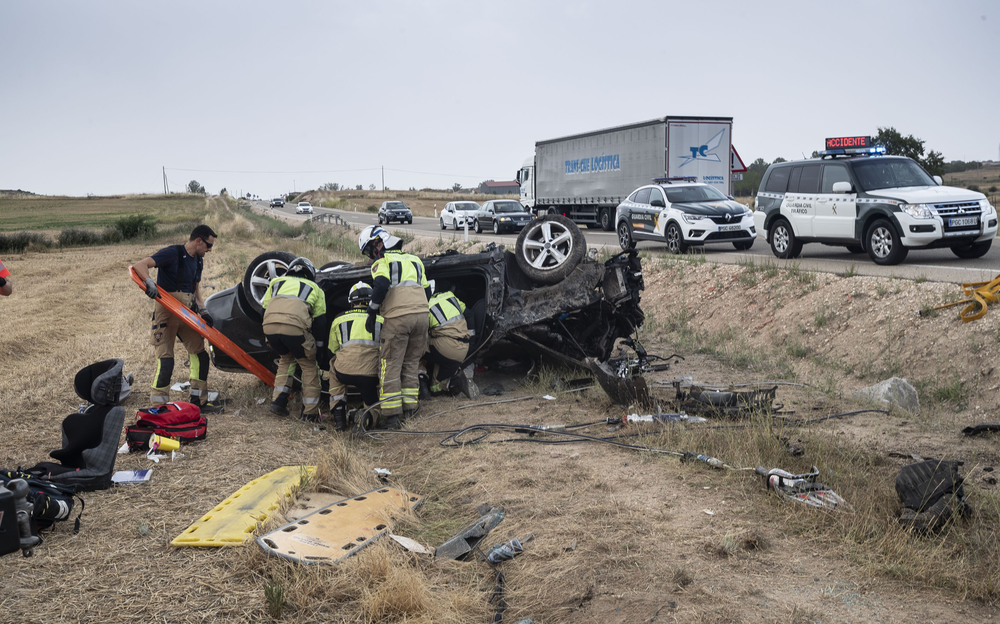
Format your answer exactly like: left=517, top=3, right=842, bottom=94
left=132, top=224, right=222, bottom=412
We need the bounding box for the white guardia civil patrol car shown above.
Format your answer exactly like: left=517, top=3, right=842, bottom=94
left=615, top=179, right=755, bottom=253
left=753, top=136, right=997, bottom=265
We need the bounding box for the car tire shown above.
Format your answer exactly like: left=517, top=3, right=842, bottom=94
left=514, top=215, right=585, bottom=285
left=732, top=239, right=754, bottom=251
left=599, top=207, right=613, bottom=232
left=846, top=245, right=865, bottom=254
left=242, top=251, right=296, bottom=315
left=453, top=220, right=460, bottom=231
left=474, top=219, right=482, bottom=234
left=377, top=215, right=383, bottom=225
left=951, top=240, right=992, bottom=259
left=866, top=219, right=908, bottom=265
left=493, top=220, right=500, bottom=235
left=407, top=218, right=412, bottom=224
left=769, top=218, right=802, bottom=259
left=617, top=221, right=636, bottom=250
left=664, top=222, right=688, bottom=254
left=440, top=218, right=446, bottom=230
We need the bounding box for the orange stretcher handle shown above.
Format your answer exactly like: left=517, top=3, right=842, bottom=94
left=130, top=266, right=275, bottom=387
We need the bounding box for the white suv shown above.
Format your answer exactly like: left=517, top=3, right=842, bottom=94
left=295, top=201, right=313, bottom=214
left=615, top=181, right=755, bottom=253
left=754, top=139, right=997, bottom=265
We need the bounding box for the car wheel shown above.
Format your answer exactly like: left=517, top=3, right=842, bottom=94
left=617, top=221, right=635, bottom=250
left=514, top=215, right=586, bottom=285
left=732, top=239, right=754, bottom=251
left=599, top=207, right=613, bottom=232
left=453, top=220, right=460, bottom=231
left=866, top=219, right=908, bottom=265
left=377, top=215, right=383, bottom=224
left=769, top=218, right=802, bottom=259
left=407, top=218, right=412, bottom=224
left=846, top=245, right=865, bottom=254
left=951, top=240, right=992, bottom=259
left=664, top=222, right=688, bottom=254
left=493, top=220, right=500, bottom=235
left=440, top=218, right=446, bottom=230
left=474, top=219, right=482, bottom=234
left=242, top=251, right=296, bottom=315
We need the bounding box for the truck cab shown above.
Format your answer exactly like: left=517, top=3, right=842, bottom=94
left=517, top=157, right=535, bottom=211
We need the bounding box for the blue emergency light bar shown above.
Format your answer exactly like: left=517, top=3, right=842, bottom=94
left=818, top=145, right=887, bottom=158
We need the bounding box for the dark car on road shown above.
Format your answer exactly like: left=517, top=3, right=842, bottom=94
left=269, top=198, right=285, bottom=208
left=204, top=216, right=646, bottom=403
left=378, top=201, right=413, bottom=224
left=474, top=199, right=533, bottom=234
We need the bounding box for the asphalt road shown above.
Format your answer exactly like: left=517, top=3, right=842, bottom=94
left=262, top=202, right=998, bottom=284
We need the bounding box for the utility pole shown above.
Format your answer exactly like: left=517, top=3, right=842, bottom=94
left=162, top=166, right=169, bottom=194
left=381, top=166, right=385, bottom=192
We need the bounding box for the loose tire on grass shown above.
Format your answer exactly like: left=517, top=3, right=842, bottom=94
left=514, top=215, right=585, bottom=285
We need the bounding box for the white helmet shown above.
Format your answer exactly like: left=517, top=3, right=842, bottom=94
left=348, top=281, right=373, bottom=306
left=358, top=225, right=402, bottom=258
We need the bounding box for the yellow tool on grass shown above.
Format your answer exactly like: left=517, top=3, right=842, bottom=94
left=926, top=274, right=1000, bottom=322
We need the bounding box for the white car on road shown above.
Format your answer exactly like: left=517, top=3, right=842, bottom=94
left=440, top=201, right=480, bottom=230
left=296, top=201, right=314, bottom=215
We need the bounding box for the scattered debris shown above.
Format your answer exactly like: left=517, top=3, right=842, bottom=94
left=896, top=459, right=971, bottom=533
left=389, top=534, right=433, bottom=555
left=484, top=533, right=532, bottom=563
left=962, top=423, right=1000, bottom=437
left=435, top=506, right=505, bottom=561
left=756, top=465, right=850, bottom=511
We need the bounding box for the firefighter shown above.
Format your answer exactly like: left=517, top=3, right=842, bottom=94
left=358, top=225, right=430, bottom=429
left=132, top=224, right=222, bottom=411
left=425, top=285, right=471, bottom=395
left=327, top=281, right=383, bottom=431
left=262, top=257, right=328, bottom=421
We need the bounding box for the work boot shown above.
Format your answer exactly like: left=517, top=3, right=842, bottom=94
left=418, top=373, right=432, bottom=399
left=299, top=408, right=321, bottom=423
left=401, top=405, right=419, bottom=423
left=332, top=403, right=348, bottom=432
left=269, top=392, right=290, bottom=417
left=450, top=370, right=479, bottom=399
left=383, top=414, right=402, bottom=430
left=198, top=401, right=225, bottom=414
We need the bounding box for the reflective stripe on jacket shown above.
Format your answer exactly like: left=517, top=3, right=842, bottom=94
left=262, top=276, right=327, bottom=332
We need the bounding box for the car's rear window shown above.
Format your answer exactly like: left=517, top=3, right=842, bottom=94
left=764, top=167, right=790, bottom=193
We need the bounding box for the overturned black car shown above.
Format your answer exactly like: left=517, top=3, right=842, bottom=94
left=204, top=216, right=647, bottom=402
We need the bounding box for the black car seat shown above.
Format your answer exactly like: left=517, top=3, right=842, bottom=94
left=27, top=359, right=128, bottom=491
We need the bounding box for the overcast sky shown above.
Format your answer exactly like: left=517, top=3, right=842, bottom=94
left=2, top=1, right=997, bottom=197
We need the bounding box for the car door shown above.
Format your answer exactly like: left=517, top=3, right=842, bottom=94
left=481, top=203, right=495, bottom=229
left=443, top=204, right=454, bottom=227
left=627, top=188, right=656, bottom=238
left=782, top=165, right=820, bottom=237
left=814, top=163, right=856, bottom=239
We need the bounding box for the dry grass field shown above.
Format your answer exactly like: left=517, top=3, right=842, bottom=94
left=2, top=195, right=1000, bottom=622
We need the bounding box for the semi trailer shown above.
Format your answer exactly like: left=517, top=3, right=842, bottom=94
left=517, top=116, right=737, bottom=230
